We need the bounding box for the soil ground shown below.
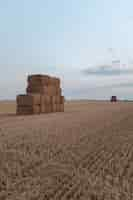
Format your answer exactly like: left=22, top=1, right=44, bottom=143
left=0, top=101, right=133, bottom=199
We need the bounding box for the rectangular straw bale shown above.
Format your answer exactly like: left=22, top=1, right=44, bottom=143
left=48, top=77, right=54, bottom=85
left=28, top=74, right=50, bottom=82
left=28, top=74, right=50, bottom=86
left=40, top=104, right=47, bottom=113
left=52, top=96, right=60, bottom=104
left=17, top=94, right=41, bottom=106
left=49, top=77, right=55, bottom=86
left=52, top=77, right=60, bottom=87
left=41, top=95, right=52, bottom=105
left=27, top=83, right=45, bottom=88
left=26, top=86, right=41, bottom=94
left=17, top=105, right=41, bottom=115
left=26, top=86, right=47, bottom=94
left=55, top=78, right=60, bottom=87
left=27, top=85, right=56, bottom=95
left=41, top=104, right=52, bottom=113
left=49, top=85, right=57, bottom=96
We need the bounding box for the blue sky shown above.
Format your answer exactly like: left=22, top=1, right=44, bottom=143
left=1, top=0, right=133, bottom=99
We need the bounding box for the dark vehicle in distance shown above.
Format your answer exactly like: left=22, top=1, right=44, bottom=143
left=110, top=96, right=117, bottom=102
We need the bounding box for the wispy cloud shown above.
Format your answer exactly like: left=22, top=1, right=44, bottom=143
left=100, top=82, right=133, bottom=89
left=82, top=64, right=133, bottom=76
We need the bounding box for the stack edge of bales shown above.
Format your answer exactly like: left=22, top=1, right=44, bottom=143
left=16, top=74, right=64, bottom=115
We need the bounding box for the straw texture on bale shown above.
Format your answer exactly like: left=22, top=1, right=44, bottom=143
left=28, top=74, right=50, bottom=85
left=17, top=94, right=41, bottom=106
left=41, top=104, right=52, bottom=113
left=41, top=95, right=52, bottom=105
left=17, top=105, right=41, bottom=115
left=26, top=85, right=57, bottom=96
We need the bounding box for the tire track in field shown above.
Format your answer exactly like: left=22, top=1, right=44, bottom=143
left=93, top=142, right=132, bottom=177
left=42, top=112, right=133, bottom=199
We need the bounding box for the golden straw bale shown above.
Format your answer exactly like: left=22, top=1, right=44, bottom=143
left=17, top=94, right=41, bottom=106
left=17, top=105, right=41, bottom=115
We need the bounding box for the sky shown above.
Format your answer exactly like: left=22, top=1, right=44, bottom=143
left=1, top=0, right=133, bottom=99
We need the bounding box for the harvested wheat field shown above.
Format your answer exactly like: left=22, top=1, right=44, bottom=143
left=1, top=101, right=133, bottom=199
left=0, top=101, right=16, bottom=114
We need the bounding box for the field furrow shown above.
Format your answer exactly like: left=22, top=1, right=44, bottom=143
left=1, top=101, right=133, bottom=199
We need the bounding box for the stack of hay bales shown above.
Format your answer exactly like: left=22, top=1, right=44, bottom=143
left=16, top=74, right=64, bottom=115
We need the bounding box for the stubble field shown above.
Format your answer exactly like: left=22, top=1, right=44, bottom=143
left=0, top=100, right=133, bottom=199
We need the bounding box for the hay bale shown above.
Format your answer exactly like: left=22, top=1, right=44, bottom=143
left=27, top=83, right=45, bottom=89
left=52, top=96, right=60, bottom=104
left=48, top=86, right=56, bottom=96
left=28, top=74, right=50, bottom=85
left=55, top=78, right=60, bottom=87
left=52, top=77, right=60, bottom=87
left=52, top=103, right=64, bottom=112
left=56, top=104, right=64, bottom=112
left=41, top=95, right=52, bottom=105
left=17, top=105, right=41, bottom=115
left=49, top=77, right=60, bottom=87
left=27, top=85, right=56, bottom=96
left=26, top=86, right=45, bottom=94
left=17, top=94, right=41, bottom=106
left=41, top=104, right=52, bottom=113
left=41, top=104, right=47, bottom=113
left=48, top=77, right=54, bottom=85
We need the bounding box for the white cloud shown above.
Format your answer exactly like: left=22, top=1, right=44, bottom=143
left=82, top=63, right=133, bottom=76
